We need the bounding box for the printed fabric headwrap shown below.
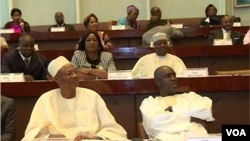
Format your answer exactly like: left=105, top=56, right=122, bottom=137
left=127, top=5, right=138, bottom=14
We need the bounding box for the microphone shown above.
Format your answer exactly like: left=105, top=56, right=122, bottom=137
left=35, top=52, right=50, bottom=78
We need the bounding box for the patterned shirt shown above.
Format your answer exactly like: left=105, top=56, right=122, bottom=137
left=71, top=50, right=116, bottom=71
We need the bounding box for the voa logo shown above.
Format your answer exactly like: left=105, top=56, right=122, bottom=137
left=226, top=129, right=246, bottom=136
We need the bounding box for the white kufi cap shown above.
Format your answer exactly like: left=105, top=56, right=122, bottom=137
left=48, top=56, right=70, bottom=77
left=152, top=32, right=167, bottom=44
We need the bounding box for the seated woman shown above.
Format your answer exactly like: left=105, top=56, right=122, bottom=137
left=71, top=31, right=116, bottom=80
left=199, top=4, right=217, bottom=28
left=83, top=13, right=112, bottom=49
left=4, top=8, right=30, bottom=32
left=117, top=5, right=140, bottom=29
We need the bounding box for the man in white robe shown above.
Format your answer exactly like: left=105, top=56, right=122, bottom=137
left=140, top=66, right=215, bottom=141
left=21, top=56, right=127, bottom=141
left=132, top=32, right=186, bottom=78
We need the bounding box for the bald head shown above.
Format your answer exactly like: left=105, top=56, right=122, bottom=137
left=154, top=66, right=177, bottom=96
left=19, top=34, right=35, bottom=58
left=55, top=11, right=63, bottom=17
left=151, top=6, right=161, bottom=17
left=55, top=11, right=64, bottom=25
left=19, top=34, right=34, bottom=44
left=154, top=66, right=174, bottom=79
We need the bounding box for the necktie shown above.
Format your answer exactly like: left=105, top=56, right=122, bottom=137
left=24, top=58, right=29, bottom=68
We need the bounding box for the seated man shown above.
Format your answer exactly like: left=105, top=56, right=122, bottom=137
left=146, top=6, right=172, bottom=30
left=1, top=95, right=16, bottom=141
left=133, top=32, right=186, bottom=78
left=1, top=34, right=49, bottom=81
left=207, top=15, right=244, bottom=46
left=142, top=15, right=184, bottom=47
left=21, top=56, right=127, bottom=141
left=48, top=11, right=75, bottom=32
left=140, top=65, right=215, bottom=141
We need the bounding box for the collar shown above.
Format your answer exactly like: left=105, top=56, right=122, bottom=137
left=222, top=28, right=231, bottom=33
left=57, top=23, right=65, bottom=27
left=19, top=51, right=31, bottom=61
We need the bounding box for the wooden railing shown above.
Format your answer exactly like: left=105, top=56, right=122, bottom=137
left=1, top=76, right=249, bottom=140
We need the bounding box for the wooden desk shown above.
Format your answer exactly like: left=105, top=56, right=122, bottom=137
left=2, top=26, right=249, bottom=49
left=36, top=45, right=250, bottom=74
left=1, top=76, right=249, bottom=140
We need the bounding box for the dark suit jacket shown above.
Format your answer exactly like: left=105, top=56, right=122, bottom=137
left=207, top=29, right=244, bottom=46
left=1, top=50, right=49, bottom=80
left=1, top=96, right=16, bottom=141
left=48, top=23, right=75, bottom=32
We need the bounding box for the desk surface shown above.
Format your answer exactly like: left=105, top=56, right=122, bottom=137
left=2, top=75, right=249, bottom=97
left=2, top=76, right=249, bottom=140
left=36, top=45, right=250, bottom=61
left=2, top=26, right=249, bottom=42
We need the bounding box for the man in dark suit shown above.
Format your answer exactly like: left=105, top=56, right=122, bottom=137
left=48, top=11, right=75, bottom=32
left=207, top=15, right=244, bottom=46
left=1, top=34, right=49, bottom=81
left=1, top=95, right=16, bottom=141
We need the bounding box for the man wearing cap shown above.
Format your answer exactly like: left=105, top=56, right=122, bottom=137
left=21, top=56, right=127, bottom=141
left=132, top=32, right=186, bottom=78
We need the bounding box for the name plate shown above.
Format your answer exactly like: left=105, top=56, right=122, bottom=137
left=108, top=70, right=132, bottom=80
left=186, top=134, right=221, bottom=141
left=33, top=139, right=72, bottom=141
left=0, top=73, right=25, bottom=82
left=51, top=27, right=65, bottom=32
left=171, top=23, right=183, bottom=28
left=213, top=39, right=232, bottom=46
left=111, top=25, right=126, bottom=30
left=0, top=29, right=14, bottom=34
left=184, top=68, right=208, bottom=77
left=233, top=22, right=241, bottom=27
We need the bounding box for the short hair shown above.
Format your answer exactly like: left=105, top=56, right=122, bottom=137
left=78, top=31, right=104, bottom=52
left=205, top=4, right=217, bottom=17
left=11, top=8, right=22, bottom=16
left=83, top=13, right=98, bottom=28
left=150, top=6, right=161, bottom=15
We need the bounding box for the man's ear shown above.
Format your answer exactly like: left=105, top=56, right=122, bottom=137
left=155, top=78, right=160, bottom=87
left=53, top=75, right=60, bottom=83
